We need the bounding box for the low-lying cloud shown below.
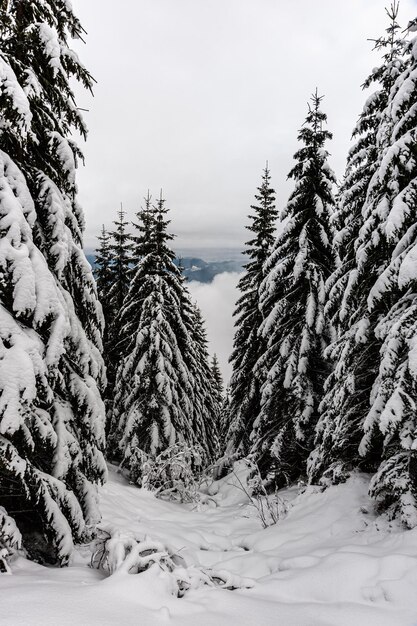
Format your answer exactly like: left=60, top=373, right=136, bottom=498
left=188, top=272, right=242, bottom=385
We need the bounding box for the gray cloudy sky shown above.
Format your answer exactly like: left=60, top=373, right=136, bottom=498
left=71, top=0, right=416, bottom=253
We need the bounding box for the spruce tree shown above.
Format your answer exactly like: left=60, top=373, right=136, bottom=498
left=0, top=1, right=106, bottom=564
left=109, top=192, right=155, bottom=368
left=105, top=206, right=132, bottom=404
left=309, top=5, right=407, bottom=486
left=130, top=191, right=154, bottom=268
left=352, top=19, right=417, bottom=526
left=226, top=165, right=277, bottom=458
left=211, top=354, right=224, bottom=410
left=189, top=308, right=220, bottom=461
left=252, top=93, right=336, bottom=486
left=220, top=384, right=232, bottom=445
left=209, top=354, right=225, bottom=455
left=108, top=206, right=132, bottom=318
left=94, top=225, right=113, bottom=330
left=110, top=194, right=216, bottom=481
left=94, top=225, right=115, bottom=421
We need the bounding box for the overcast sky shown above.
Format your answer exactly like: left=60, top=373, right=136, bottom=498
left=71, top=0, right=416, bottom=253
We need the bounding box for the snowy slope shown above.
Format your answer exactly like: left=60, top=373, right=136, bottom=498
left=2, top=466, right=417, bottom=626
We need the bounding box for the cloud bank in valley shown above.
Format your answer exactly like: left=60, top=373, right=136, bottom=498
left=188, top=272, right=242, bottom=384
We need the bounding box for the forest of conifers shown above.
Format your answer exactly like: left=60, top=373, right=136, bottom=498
left=1, top=1, right=417, bottom=572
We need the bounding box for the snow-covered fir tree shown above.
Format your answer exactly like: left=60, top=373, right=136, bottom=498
left=309, top=6, right=408, bottom=489
left=211, top=354, right=224, bottom=412
left=351, top=19, right=417, bottom=526
left=0, top=1, right=106, bottom=564
left=108, top=206, right=132, bottom=317
left=94, top=225, right=115, bottom=420
left=131, top=191, right=153, bottom=262
left=189, top=307, right=221, bottom=461
left=220, top=384, right=232, bottom=442
left=226, top=165, right=277, bottom=458
left=105, top=206, right=132, bottom=406
left=252, top=93, right=336, bottom=486
left=110, top=194, right=216, bottom=482
left=94, top=225, right=113, bottom=332
left=110, top=192, right=154, bottom=363
left=208, top=354, right=225, bottom=455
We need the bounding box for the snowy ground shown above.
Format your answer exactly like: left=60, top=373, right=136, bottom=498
left=2, top=466, right=417, bottom=626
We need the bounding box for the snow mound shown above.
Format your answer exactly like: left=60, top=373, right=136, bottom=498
left=90, top=524, right=253, bottom=596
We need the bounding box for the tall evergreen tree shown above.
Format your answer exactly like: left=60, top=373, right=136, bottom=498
left=309, top=5, right=407, bottom=486
left=105, top=206, right=132, bottom=404
left=130, top=191, right=154, bottom=269
left=0, top=1, right=106, bottom=564
left=94, top=225, right=114, bottom=420
left=110, top=194, right=216, bottom=480
left=220, top=384, right=232, bottom=444
left=209, top=354, right=225, bottom=455
left=211, top=354, right=224, bottom=408
left=109, top=192, right=155, bottom=366
left=94, top=225, right=113, bottom=328
left=226, top=165, right=277, bottom=458
left=252, top=93, right=336, bottom=486
left=108, top=206, right=132, bottom=317
left=189, top=307, right=220, bottom=461
left=348, top=19, right=417, bottom=526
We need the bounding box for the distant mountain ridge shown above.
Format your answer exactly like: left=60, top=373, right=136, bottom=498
left=86, top=254, right=244, bottom=284
left=174, top=257, right=244, bottom=283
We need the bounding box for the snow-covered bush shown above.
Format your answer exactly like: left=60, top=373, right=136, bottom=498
left=0, top=507, right=22, bottom=574
left=91, top=525, right=254, bottom=597
left=91, top=527, right=181, bottom=576
left=129, top=443, right=203, bottom=503
left=230, top=460, right=290, bottom=528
